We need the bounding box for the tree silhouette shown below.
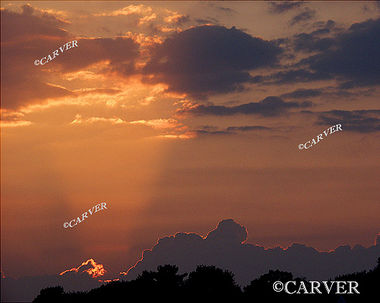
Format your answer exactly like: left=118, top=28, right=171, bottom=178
left=184, top=265, right=242, bottom=301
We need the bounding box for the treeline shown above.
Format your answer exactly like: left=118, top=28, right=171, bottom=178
left=34, top=257, right=379, bottom=303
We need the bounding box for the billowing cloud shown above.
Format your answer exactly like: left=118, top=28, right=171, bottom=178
left=143, top=25, right=282, bottom=98
left=122, top=219, right=380, bottom=286
left=178, top=96, right=311, bottom=117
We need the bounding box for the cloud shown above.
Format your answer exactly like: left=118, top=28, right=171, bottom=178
left=1, top=259, right=105, bottom=302
left=178, top=96, right=311, bottom=117
left=1, top=5, right=74, bottom=109
left=317, top=110, right=380, bottom=133
left=59, top=259, right=106, bottom=279
left=70, top=115, right=126, bottom=125
left=122, top=219, right=380, bottom=286
left=301, top=17, right=380, bottom=88
left=1, top=4, right=69, bottom=42
left=94, top=4, right=152, bottom=17
left=226, top=125, right=271, bottom=132
left=268, top=2, right=304, bottom=14
left=143, top=25, right=282, bottom=98
left=54, top=37, right=139, bottom=74
left=281, top=88, right=323, bottom=99
left=292, top=21, right=336, bottom=52
left=129, top=118, right=180, bottom=129
left=289, top=8, right=316, bottom=26
left=1, top=5, right=140, bottom=109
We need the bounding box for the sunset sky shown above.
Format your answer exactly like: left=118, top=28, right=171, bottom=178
left=1, top=1, right=380, bottom=281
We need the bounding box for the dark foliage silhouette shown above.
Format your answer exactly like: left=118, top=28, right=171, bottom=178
left=33, top=258, right=380, bottom=303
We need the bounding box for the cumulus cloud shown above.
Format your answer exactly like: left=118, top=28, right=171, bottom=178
left=122, top=219, right=380, bottom=286
left=143, top=25, right=282, bottom=98
left=178, top=96, right=311, bottom=117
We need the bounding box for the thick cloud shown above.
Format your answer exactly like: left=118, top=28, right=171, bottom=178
left=179, top=96, right=311, bottom=117
left=317, top=110, right=380, bottom=133
left=122, top=219, right=380, bottom=286
left=301, top=18, right=380, bottom=87
left=143, top=25, right=282, bottom=98
left=206, top=219, right=247, bottom=244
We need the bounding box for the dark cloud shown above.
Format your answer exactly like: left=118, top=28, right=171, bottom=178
left=143, top=25, right=282, bottom=98
left=301, top=18, right=380, bottom=87
left=192, top=125, right=271, bottom=136
left=293, top=32, right=333, bottom=53
left=123, top=219, right=380, bottom=286
left=268, top=2, right=304, bottom=14
left=281, top=88, right=323, bottom=99
left=289, top=8, right=316, bottom=26
left=262, top=69, right=330, bottom=85
left=317, top=110, right=380, bottom=133
left=226, top=125, right=271, bottom=132
left=179, top=96, right=311, bottom=117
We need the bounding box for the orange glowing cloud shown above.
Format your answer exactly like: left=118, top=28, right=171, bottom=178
left=70, top=114, right=126, bottom=125
left=94, top=4, right=152, bottom=17
left=129, top=118, right=180, bottom=129
left=59, top=258, right=105, bottom=278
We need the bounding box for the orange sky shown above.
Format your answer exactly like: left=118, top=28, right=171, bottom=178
left=1, top=1, right=380, bottom=278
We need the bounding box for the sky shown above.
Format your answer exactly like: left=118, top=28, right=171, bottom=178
left=1, top=1, right=380, bottom=281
